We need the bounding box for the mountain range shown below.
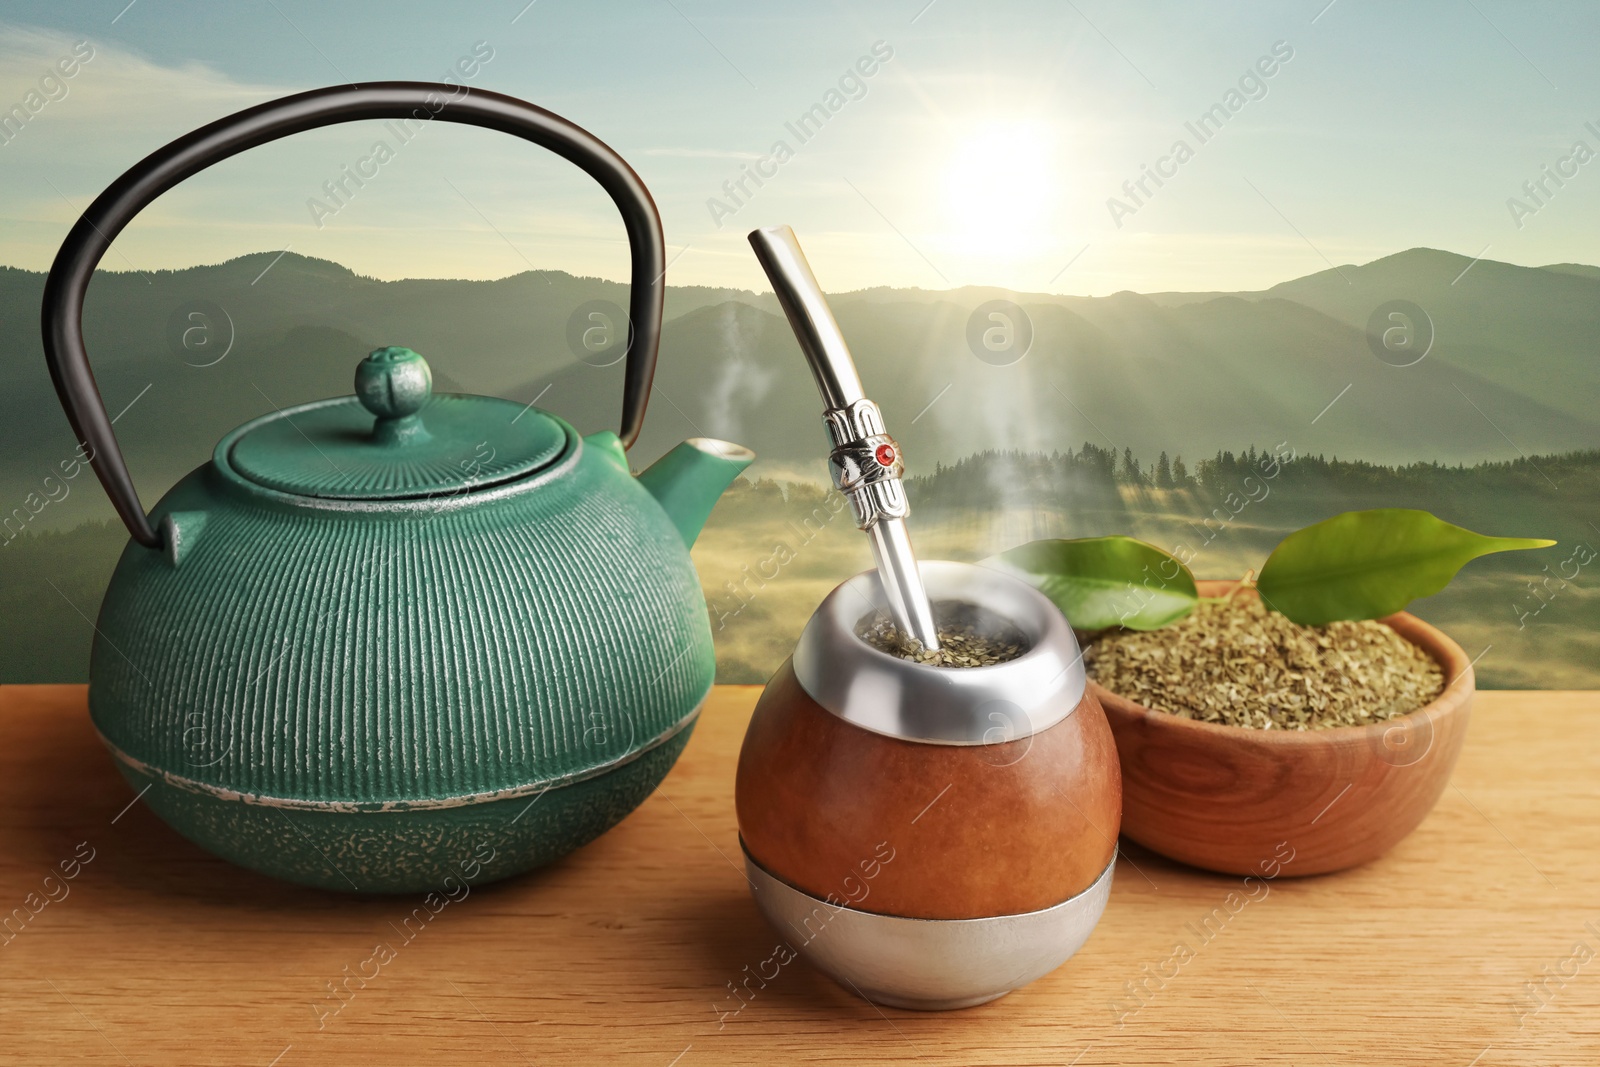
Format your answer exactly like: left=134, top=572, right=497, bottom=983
left=3, top=247, right=1597, bottom=530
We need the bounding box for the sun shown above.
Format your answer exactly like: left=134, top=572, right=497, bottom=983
left=940, top=119, right=1058, bottom=262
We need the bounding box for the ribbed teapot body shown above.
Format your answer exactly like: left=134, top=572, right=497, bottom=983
left=89, top=429, right=713, bottom=891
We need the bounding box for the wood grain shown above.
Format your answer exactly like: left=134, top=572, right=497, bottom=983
left=736, top=658, right=1120, bottom=918
left=0, top=683, right=1596, bottom=1066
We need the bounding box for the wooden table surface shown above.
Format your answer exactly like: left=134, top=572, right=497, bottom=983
left=1, top=684, right=1596, bottom=1066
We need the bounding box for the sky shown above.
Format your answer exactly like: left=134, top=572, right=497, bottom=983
left=1, top=0, right=1597, bottom=295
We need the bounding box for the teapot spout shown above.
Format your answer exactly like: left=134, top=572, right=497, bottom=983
left=637, top=438, right=755, bottom=548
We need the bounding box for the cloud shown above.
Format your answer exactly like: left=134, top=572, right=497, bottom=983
left=0, top=24, right=271, bottom=126
left=637, top=146, right=760, bottom=160
left=0, top=23, right=288, bottom=269
left=0, top=23, right=281, bottom=166
left=0, top=23, right=643, bottom=283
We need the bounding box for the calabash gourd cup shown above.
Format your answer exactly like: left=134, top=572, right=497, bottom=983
left=736, top=561, right=1122, bottom=1010
left=41, top=83, right=753, bottom=892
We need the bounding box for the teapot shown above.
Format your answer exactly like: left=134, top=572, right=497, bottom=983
left=41, top=83, right=753, bottom=892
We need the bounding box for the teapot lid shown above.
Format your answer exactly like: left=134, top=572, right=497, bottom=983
left=228, top=347, right=568, bottom=500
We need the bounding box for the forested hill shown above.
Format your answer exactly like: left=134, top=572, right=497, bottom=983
left=907, top=444, right=1596, bottom=513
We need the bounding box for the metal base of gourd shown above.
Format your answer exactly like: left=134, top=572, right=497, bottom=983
left=743, top=843, right=1114, bottom=1011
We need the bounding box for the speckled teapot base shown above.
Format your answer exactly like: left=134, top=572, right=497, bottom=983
left=103, top=719, right=695, bottom=894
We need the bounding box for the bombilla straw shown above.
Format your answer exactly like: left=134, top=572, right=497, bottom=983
left=748, top=225, right=941, bottom=651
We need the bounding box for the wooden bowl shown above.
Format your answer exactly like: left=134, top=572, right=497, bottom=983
left=1096, top=580, right=1473, bottom=876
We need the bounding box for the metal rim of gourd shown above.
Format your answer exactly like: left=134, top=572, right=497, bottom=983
left=792, top=560, right=1088, bottom=746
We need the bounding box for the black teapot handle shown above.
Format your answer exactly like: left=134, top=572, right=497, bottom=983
left=41, top=82, right=665, bottom=550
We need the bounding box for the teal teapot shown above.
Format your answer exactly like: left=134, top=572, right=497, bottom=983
left=41, top=84, right=752, bottom=892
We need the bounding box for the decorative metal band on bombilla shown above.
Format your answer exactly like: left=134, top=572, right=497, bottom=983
left=747, top=226, right=941, bottom=651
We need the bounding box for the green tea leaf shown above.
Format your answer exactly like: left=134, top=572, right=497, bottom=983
left=985, top=536, right=1198, bottom=631
left=1256, top=508, right=1555, bottom=625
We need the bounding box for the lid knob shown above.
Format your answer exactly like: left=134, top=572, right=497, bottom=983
left=356, top=346, right=432, bottom=420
